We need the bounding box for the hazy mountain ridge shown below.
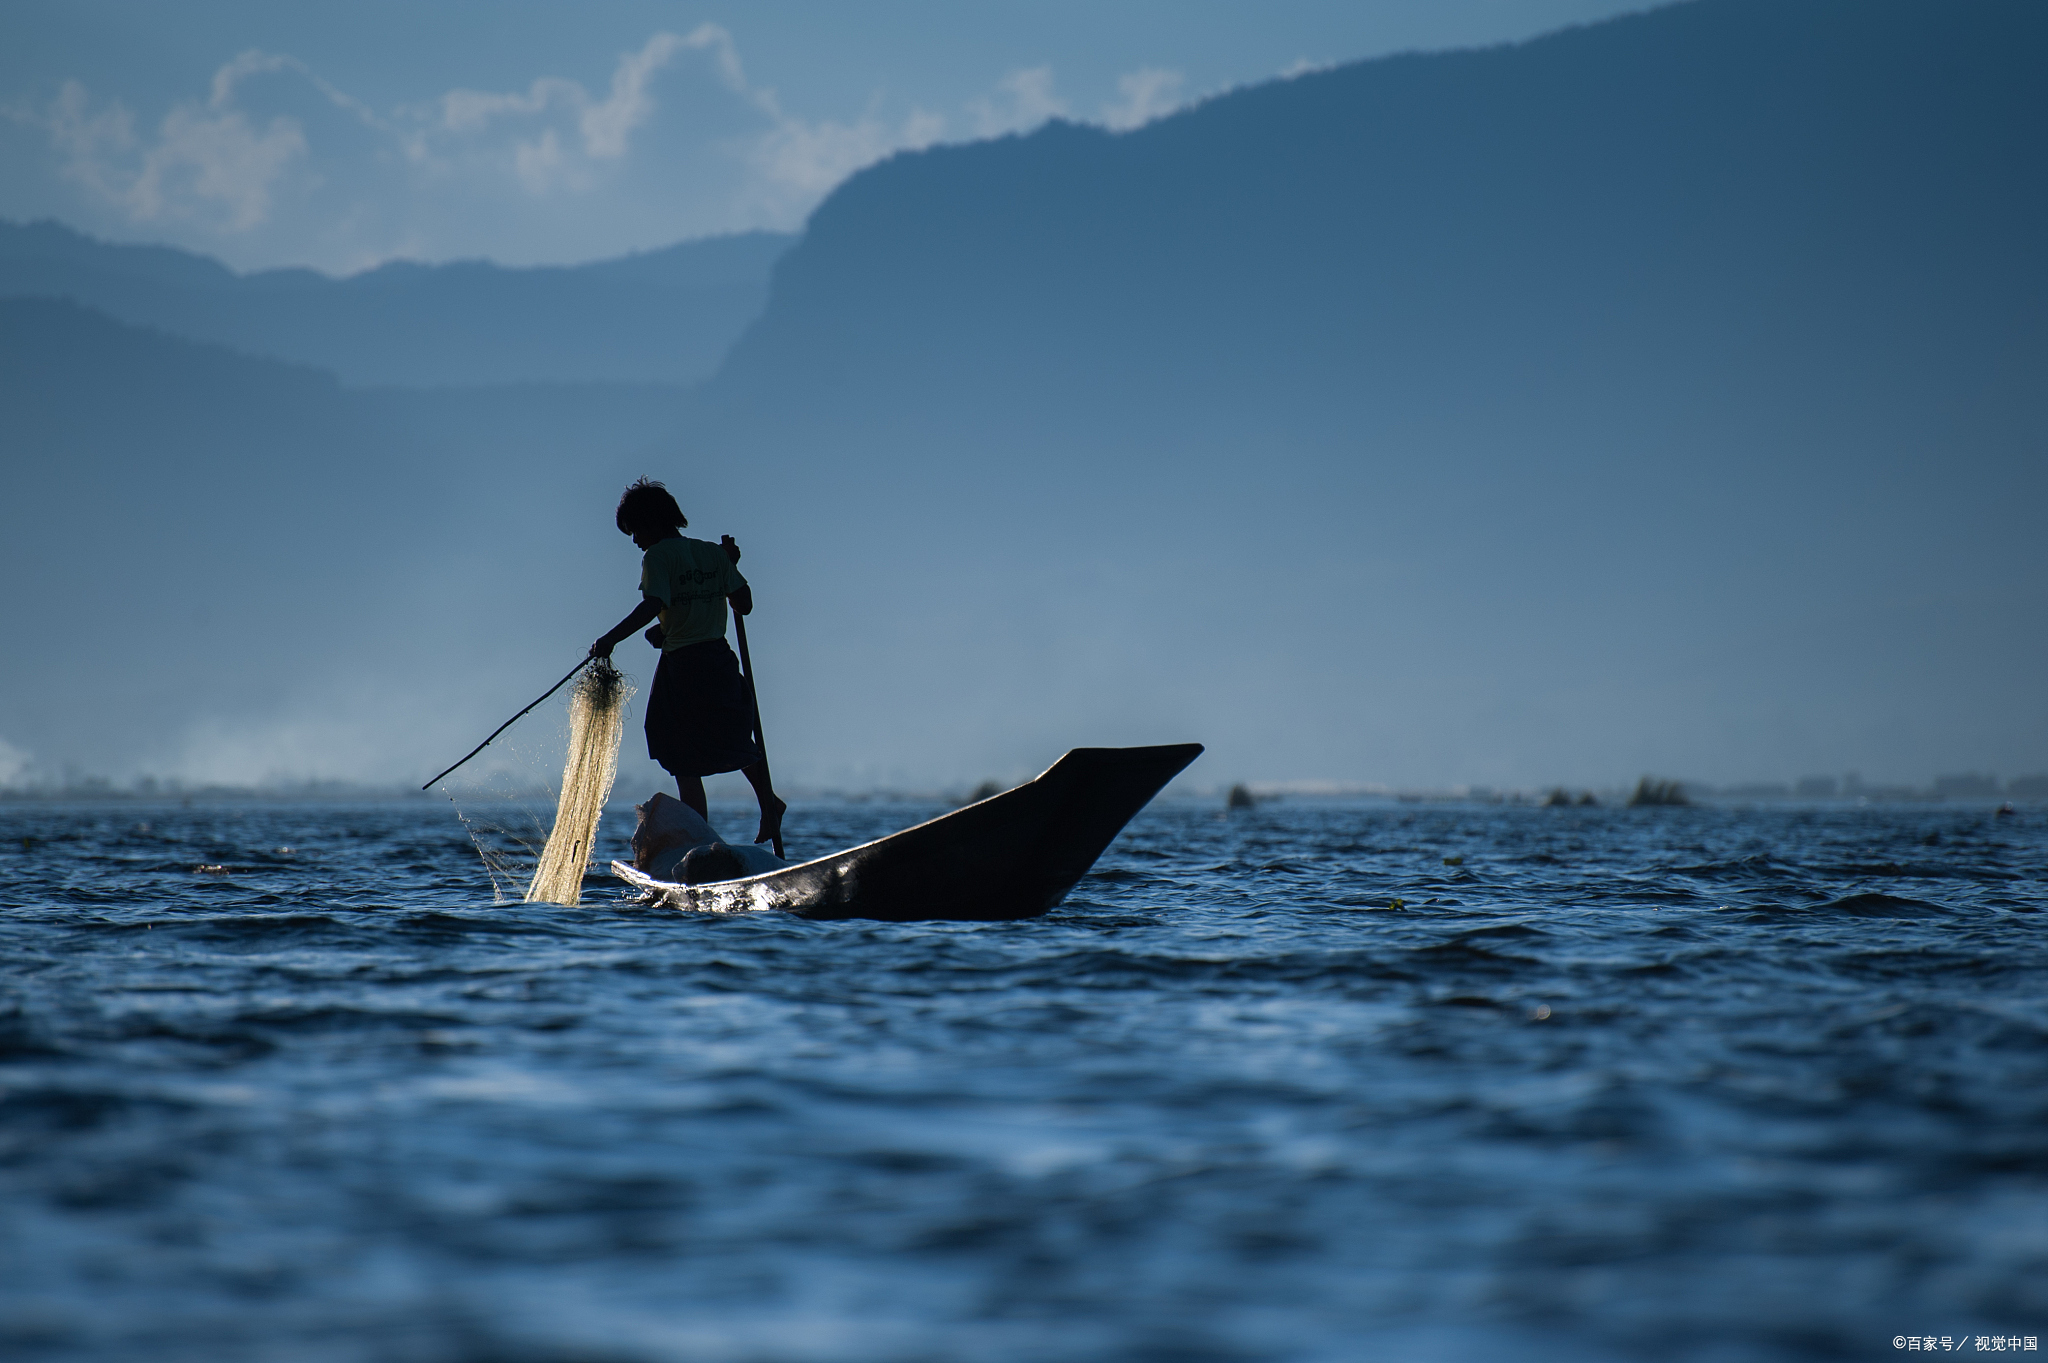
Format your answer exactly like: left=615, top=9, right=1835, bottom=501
left=0, top=220, right=793, bottom=387
left=0, top=296, right=695, bottom=787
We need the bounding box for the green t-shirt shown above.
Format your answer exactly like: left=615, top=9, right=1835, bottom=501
left=640, top=536, right=746, bottom=650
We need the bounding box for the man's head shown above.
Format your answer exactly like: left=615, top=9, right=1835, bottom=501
left=616, top=478, right=687, bottom=545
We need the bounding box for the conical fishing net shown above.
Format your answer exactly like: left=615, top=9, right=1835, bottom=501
left=525, top=660, right=632, bottom=906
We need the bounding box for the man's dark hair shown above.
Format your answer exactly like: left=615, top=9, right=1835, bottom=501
left=616, top=478, right=688, bottom=535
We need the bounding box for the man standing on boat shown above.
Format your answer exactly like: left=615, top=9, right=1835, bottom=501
left=590, top=478, right=786, bottom=855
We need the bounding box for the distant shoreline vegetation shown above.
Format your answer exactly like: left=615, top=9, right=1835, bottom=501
left=1628, top=778, right=1689, bottom=808
left=2, top=767, right=2043, bottom=808
left=0, top=780, right=447, bottom=805
left=1201, top=774, right=2046, bottom=809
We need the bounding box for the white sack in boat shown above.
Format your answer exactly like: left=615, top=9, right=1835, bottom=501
left=631, top=792, right=783, bottom=882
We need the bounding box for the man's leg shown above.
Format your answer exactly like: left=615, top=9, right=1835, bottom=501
left=740, top=761, right=786, bottom=856
left=675, top=774, right=708, bottom=821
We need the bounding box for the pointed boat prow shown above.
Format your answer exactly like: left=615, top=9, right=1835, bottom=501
left=612, top=743, right=1203, bottom=921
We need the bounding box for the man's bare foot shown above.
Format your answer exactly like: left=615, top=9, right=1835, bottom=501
left=754, top=795, right=787, bottom=859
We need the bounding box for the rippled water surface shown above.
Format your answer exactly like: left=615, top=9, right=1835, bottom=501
left=2, top=797, right=2044, bottom=1362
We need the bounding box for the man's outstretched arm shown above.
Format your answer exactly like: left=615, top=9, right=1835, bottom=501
left=591, top=598, right=662, bottom=658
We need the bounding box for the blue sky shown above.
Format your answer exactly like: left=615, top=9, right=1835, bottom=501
left=1, top=0, right=1655, bottom=273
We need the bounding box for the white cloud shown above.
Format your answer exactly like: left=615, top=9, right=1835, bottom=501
left=207, top=49, right=295, bottom=107
left=431, top=27, right=731, bottom=182
left=744, top=104, right=946, bottom=204
left=969, top=67, right=1069, bottom=138
left=129, top=99, right=307, bottom=229
left=419, top=23, right=955, bottom=222
left=12, top=33, right=1219, bottom=269
left=721, top=65, right=947, bottom=222
left=1101, top=68, right=1186, bottom=132
left=39, top=80, right=136, bottom=203
left=582, top=30, right=694, bottom=157
left=514, top=125, right=568, bottom=193
left=436, top=80, right=575, bottom=134
left=31, top=35, right=710, bottom=228
left=30, top=52, right=346, bottom=231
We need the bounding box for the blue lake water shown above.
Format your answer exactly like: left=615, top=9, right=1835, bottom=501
left=2, top=797, right=2044, bottom=1361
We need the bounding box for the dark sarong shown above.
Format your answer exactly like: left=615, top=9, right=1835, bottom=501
left=644, top=639, right=762, bottom=778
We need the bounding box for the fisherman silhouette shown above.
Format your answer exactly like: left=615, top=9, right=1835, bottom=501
left=590, top=479, right=786, bottom=854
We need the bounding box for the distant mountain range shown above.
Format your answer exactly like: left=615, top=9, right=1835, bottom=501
left=0, top=295, right=700, bottom=787
left=721, top=0, right=2046, bottom=440
left=3, top=0, right=2044, bottom=792
left=0, top=220, right=791, bottom=386
left=694, top=0, right=2048, bottom=788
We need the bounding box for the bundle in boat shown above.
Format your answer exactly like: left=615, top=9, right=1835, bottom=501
left=628, top=792, right=783, bottom=884
left=526, top=661, right=632, bottom=905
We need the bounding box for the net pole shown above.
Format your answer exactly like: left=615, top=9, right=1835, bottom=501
left=423, top=658, right=591, bottom=790
left=732, top=608, right=770, bottom=784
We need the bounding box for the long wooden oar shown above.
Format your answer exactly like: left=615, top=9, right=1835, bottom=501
left=422, top=657, right=591, bottom=790
left=722, top=535, right=780, bottom=857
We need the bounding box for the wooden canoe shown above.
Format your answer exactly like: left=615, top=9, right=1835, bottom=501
left=611, top=743, right=1202, bottom=921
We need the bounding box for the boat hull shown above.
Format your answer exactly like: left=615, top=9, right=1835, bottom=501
left=612, top=743, right=1202, bottom=921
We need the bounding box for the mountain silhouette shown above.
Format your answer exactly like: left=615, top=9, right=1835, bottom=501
left=0, top=221, right=792, bottom=387
left=687, top=0, right=2047, bottom=787
left=721, top=0, right=2044, bottom=432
